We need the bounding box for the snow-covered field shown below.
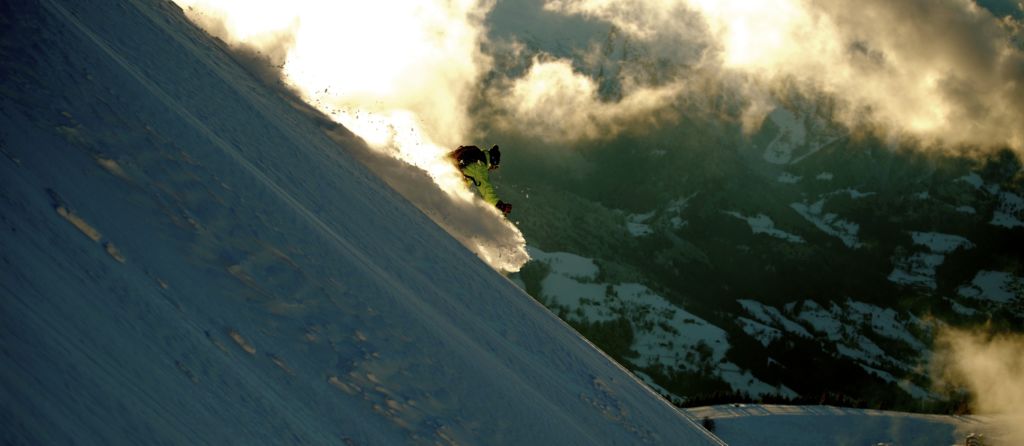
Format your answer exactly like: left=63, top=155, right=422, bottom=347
left=529, top=247, right=796, bottom=400
left=760, top=106, right=840, bottom=165
left=790, top=199, right=863, bottom=248
left=0, top=1, right=722, bottom=443
left=958, top=271, right=1024, bottom=304
left=626, top=211, right=656, bottom=237
left=889, top=232, right=976, bottom=289
left=958, top=173, right=1024, bottom=228
left=685, top=404, right=991, bottom=446
left=739, top=298, right=935, bottom=399
left=724, top=211, right=805, bottom=244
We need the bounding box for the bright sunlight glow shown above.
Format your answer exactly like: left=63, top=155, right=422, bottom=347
left=172, top=0, right=530, bottom=272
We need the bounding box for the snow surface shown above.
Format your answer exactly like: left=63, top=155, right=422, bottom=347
left=957, top=173, right=1024, bottom=228
left=534, top=249, right=731, bottom=366
left=801, top=300, right=932, bottom=400
left=796, top=301, right=887, bottom=363
left=530, top=247, right=794, bottom=398
left=763, top=108, right=807, bottom=164
left=991, top=190, right=1024, bottom=228
left=666, top=193, right=696, bottom=229
left=910, top=231, right=975, bottom=254
left=828, top=188, right=876, bottom=200
left=845, top=300, right=927, bottom=352
left=946, top=297, right=980, bottom=316
left=633, top=371, right=686, bottom=406
left=776, top=172, right=801, bottom=184
left=760, top=106, right=838, bottom=165
left=859, top=365, right=933, bottom=400
left=741, top=298, right=931, bottom=396
left=0, top=1, right=721, bottom=444
left=685, top=404, right=990, bottom=446
left=958, top=271, right=1023, bottom=304
left=958, top=173, right=986, bottom=189
left=888, top=253, right=947, bottom=289
left=889, top=231, right=974, bottom=289
left=737, top=299, right=813, bottom=338
left=790, top=199, right=862, bottom=248
left=736, top=317, right=784, bottom=347
left=717, top=366, right=798, bottom=399
left=724, top=211, right=805, bottom=244
left=625, top=211, right=656, bottom=236
left=527, top=247, right=600, bottom=280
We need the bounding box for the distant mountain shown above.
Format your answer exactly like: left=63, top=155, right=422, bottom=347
left=485, top=6, right=1024, bottom=411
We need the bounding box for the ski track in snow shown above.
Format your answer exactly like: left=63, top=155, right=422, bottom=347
left=0, top=1, right=722, bottom=444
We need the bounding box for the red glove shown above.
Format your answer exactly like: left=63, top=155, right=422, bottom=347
left=496, top=200, right=512, bottom=214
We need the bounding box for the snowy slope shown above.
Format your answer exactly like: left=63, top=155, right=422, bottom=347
left=0, top=1, right=721, bottom=444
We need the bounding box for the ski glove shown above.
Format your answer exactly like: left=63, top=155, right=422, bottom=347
left=496, top=200, right=512, bottom=215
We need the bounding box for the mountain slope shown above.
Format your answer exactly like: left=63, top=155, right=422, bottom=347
left=0, top=0, right=720, bottom=444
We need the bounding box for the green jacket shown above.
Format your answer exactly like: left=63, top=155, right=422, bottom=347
left=461, top=152, right=501, bottom=205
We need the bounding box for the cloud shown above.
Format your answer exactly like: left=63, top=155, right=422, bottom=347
left=173, top=0, right=1024, bottom=155
left=175, top=0, right=492, bottom=150
left=933, top=327, right=1024, bottom=445
left=542, top=0, right=1024, bottom=152
left=487, top=56, right=686, bottom=142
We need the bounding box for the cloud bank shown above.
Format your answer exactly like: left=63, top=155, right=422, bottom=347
left=541, top=0, right=1024, bottom=151
left=175, top=0, right=1024, bottom=156
left=488, top=56, right=687, bottom=142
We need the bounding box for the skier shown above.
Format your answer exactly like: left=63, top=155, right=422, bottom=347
left=449, top=145, right=512, bottom=215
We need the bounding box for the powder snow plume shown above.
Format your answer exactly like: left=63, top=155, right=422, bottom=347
left=933, top=327, right=1024, bottom=445
left=172, top=0, right=529, bottom=272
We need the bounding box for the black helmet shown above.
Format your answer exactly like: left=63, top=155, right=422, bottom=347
left=488, top=145, right=501, bottom=168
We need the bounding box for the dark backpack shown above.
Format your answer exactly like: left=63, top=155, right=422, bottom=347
left=449, top=145, right=487, bottom=169
left=449, top=145, right=500, bottom=170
